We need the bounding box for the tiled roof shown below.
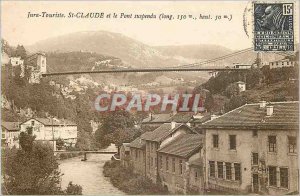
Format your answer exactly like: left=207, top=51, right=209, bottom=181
left=191, top=113, right=211, bottom=124
left=168, top=112, right=194, bottom=123
left=142, top=113, right=172, bottom=123
left=1, top=122, right=20, bottom=131
left=141, top=123, right=194, bottom=142
left=203, top=102, right=299, bottom=129
left=157, top=134, right=203, bottom=158
left=22, top=118, right=77, bottom=126
left=129, top=137, right=146, bottom=149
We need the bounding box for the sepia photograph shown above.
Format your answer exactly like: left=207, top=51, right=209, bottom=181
left=1, top=0, right=299, bottom=195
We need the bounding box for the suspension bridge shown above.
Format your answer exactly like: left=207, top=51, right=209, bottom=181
left=41, top=47, right=295, bottom=77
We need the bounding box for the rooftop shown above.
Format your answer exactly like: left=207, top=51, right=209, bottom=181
left=168, top=112, right=194, bottom=123
left=129, top=137, right=146, bottom=149
left=142, top=112, right=195, bottom=124
left=157, top=134, right=203, bottom=158
left=1, top=122, right=20, bottom=131
left=203, top=101, right=299, bottom=130
left=22, top=118, right=77, bottom=126
left=142, top=113, right=172, bottom=123
left=141, top=123, right=194, bottom=142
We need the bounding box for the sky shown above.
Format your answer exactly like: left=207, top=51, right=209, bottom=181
left=1, top=1, right=253, bottom=50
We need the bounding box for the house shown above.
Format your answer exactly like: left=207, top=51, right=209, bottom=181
left=141, top=113, right=173, bottom=129
left=157, top=134, right=204, bottom=194
left=120, top=143, right=131, bottom=167
left=20, top=117, right=77, bottom=150
left=269, top=59, right=296, bottom=69
left=140, top=122, right=197, bottom=183
left=208, top=71, right=218, bottom=78
left=10, top=56, right=24, bottom=67
left=1, top=122, right=20, bottom=148
left=236, top=81, right=246, bottom=92
left=202, top=101, right=299, bottom=195
left=129, top=137, right=146, bottom=175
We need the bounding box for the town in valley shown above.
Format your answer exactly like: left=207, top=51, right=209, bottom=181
left=1, top=1, right=299, bottom=195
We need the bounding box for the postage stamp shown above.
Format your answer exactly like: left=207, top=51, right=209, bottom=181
left=253, top=2, right=294, bottom=51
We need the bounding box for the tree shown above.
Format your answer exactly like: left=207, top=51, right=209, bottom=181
left=15, top=45, right=27, bottom=59
left=225, top=83, right=240, bottom=98
left=2, top=131, right=82, bottom=195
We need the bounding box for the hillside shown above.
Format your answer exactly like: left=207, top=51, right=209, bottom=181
left=27, top=31, right=180, bottom=68
left=195, top=65, right=299, bottom=113
left=27, top=31, right=242, bottom=69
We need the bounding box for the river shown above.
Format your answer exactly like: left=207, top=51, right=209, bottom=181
left=59, top=154, right=124, bottom=195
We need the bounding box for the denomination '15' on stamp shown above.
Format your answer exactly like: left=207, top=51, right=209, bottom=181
left=254, top=2, right=294, bottom=51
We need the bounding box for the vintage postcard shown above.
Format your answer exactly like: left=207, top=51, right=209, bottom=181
left=1, top=0, right=299, bottom=195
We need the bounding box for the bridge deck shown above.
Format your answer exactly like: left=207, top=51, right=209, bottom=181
left=54, top=151, right=117, bottom=154
left=42, top=68, right=248, bottom=76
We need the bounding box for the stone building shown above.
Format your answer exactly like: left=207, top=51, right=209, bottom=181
left=157, top=134, right=204, bottom=194
left=202, top=101, right=299, bottom=195
left=269, top=59, right=296, bottom=69
left=141, top=123, right=197, bottom=183
left=20, top=117, right=77, bottom=150
left=129, top=137, right=146, bottom=175
left=1, top=122, right=20, bottom=148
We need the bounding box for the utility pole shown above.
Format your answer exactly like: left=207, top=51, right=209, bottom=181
left=51, top=117, right=55, bottom=151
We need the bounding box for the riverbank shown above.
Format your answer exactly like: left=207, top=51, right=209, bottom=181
left=103, top=160, right=168, bottom=195
left=56, top=151, right=85, bottom=160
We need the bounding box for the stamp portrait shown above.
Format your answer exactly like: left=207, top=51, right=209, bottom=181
left=253, top=2, right=294, bottom=51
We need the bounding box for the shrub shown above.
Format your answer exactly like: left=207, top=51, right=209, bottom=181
left=103, top=160, right=168, bottom=195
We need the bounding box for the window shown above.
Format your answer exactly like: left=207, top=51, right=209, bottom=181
left=252, top=130, right=258, bottom=137
left=225, top=162, right=232, bottom=180
left=229, top=135, right=236, bottom=150
left=154, top=157, right=156, bottom=167
left=234, top=163, right=241, bottom=181
left=166, top=157, right=169, bottom=171
left=252, top=153, right=259, bottom=165
left=172, top=158, right=175, bottom=172
left=269, top=166, right=277, bottom=186
left=268, top=136, right=276, bottom=152
left=31, top=121, right=35, bottom=126
left=209, top=161, right=215, bottom=177
left=288, top=136, right=296, bottom=153
left=150, top=157, right=153, bottom=166
left=135, top=150, right=138, bottom=159
left=179, top=160, right=183, bottom=175
left=217, top=162, right=223, bottom=179
left=213, top=134, right=219, bottom=148
left=280, top=168, right=288, bottom=188
left=195, top=171, right=199, bottom=181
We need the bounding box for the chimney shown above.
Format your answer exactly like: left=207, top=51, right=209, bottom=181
left=259, top=101, right=266, bottom=108
left=171, top=121, right=176, bottom=129
left=266, top=106, right=274, bottom=116
left=149, top=113, right=153, bottom=121
left=186, top=122, right=191, bottom=127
